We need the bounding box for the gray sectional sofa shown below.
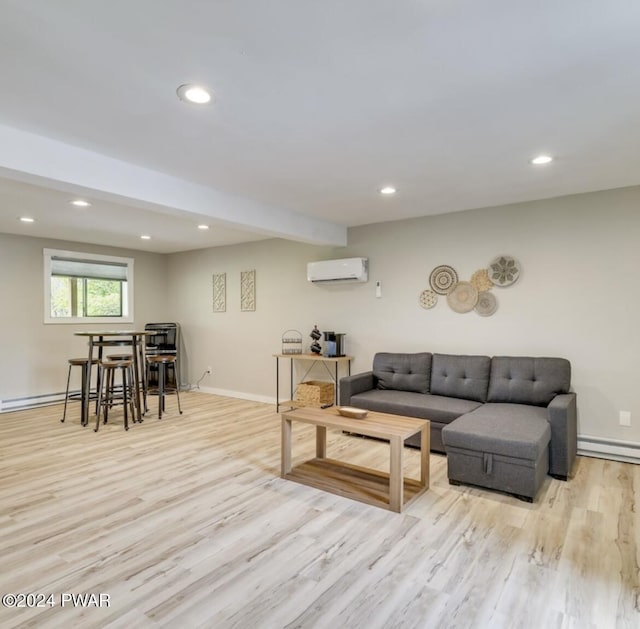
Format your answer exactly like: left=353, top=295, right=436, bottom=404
left=339, top=352, right=577, bottom=501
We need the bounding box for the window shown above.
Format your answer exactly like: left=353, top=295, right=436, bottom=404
left=44, top=249, right=134, bottom=324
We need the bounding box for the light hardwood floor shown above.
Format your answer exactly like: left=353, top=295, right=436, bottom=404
left=0, top=392, right=638, bottom=628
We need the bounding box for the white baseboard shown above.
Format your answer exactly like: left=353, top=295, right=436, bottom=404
left=578, top=435, right=640, bottom=464
left=194, top=386, right=276, bottom=406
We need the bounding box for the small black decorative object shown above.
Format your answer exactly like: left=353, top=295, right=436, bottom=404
left=310, top=325, right=322, bottom=354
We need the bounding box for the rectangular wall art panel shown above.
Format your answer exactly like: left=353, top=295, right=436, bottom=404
left=240, top=270, right=256, bottom=311
left=212, top=273, right=226, bottom=312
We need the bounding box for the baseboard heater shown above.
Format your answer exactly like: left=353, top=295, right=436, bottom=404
left=577, top=435, right=640, bottom=465
left=0, top=391, right=67, bottom=413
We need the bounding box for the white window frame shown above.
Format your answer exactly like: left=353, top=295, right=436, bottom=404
left=43, top=248, right=134, bottom=324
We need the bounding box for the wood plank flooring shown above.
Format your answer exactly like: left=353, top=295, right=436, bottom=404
left=0, top=392, right=638, bottom=628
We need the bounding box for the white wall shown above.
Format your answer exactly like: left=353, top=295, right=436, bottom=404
left=3, top=186, right=638, bottom=449
left=168, top=186, right=640, bottom=445
left=0, top=233, right=168, bottom=404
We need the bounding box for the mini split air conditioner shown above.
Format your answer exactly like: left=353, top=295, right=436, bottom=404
left=307, top=257, right=368, bottom=283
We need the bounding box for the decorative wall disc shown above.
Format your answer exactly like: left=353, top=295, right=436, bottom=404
left=475, top=291, right=498, bottom=316
left=429, top=265, right=458, bottom=294
left=419, top=289, right=438, bottom=309
left=488, top=255, right=520, bottom=287
left=446, top=281, right=478, bottom=313
left=470, top=268, right=493, bottom=292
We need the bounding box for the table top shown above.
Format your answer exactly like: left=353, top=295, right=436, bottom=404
left=273, top=353, right=353, bottom=361
left=281, top=406, right=428, bottom=440
left=74, top=330, right=152, bottom=337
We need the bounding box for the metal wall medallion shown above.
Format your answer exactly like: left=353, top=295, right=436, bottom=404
left=429, top=265, right=458, bottom=294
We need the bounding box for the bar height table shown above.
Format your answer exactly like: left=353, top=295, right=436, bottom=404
left=74, top=330, right=151, bottom=427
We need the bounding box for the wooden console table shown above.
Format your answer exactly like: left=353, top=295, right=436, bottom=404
left=273, top=353, right=353, bottom=412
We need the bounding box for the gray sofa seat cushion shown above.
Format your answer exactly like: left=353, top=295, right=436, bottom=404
left=442, top=403, right=551, bottom=461
left=488, top=357, right=571, bottom=406
left=430, top=353, right=491, bottom=403
left=350, top=389, right=482, bottom=424
left=373, top=352, right=432, bottom=394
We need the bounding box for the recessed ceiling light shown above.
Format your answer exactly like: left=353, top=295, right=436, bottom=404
left=70, top=199, right=91, bottom=207
left=176, top=84, right=212, bottom=104
left=380, top=186, right=397, bottom=195
left=197, top=224, right=210, bottom=230
left=19, top=216, right=35, bottom=223
left=531, top=155, right=553, bottom=165
left=140, top=235, right=151, bottom=240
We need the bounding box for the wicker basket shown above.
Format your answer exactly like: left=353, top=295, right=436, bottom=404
left=295, top=380, right=335, bottom=406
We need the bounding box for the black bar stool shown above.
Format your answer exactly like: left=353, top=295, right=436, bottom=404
left=95, top=359, right=136, bottom=432
left=146, top=355, right=183, bottom=419
left=108, top=347, right=147, bottom=415
left=61, top=357, right=99, bottom=425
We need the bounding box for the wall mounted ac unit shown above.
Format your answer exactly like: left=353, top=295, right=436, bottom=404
left=307, top=257, right=368, bottom=283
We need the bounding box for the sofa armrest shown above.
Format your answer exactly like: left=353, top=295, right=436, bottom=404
left=547, top=392, right=577, bottom=480
left=339, top=371, right=375, bottom=405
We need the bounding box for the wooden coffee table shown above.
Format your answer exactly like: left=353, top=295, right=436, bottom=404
left=280, top=407, right=430, bottom=512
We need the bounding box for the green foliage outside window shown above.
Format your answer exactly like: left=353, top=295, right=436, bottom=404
left=51, top=276, right=124, bottom=318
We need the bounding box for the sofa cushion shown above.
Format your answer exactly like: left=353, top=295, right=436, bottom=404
left=488, top=357, right=571, bottom=406
left=442, top=403, right=550, bottom=460
left=373, top=352, right=432, bottom=394
left=350, top=389, right=481, bottom=424
left=430, top=353, right=491, bottom=403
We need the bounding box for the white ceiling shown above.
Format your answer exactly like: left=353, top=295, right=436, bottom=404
left=1, top=0, right=639, bottom=253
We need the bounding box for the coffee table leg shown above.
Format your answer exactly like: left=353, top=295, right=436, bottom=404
left=316, top=425, right=327, bottom=459
left=389, top=435, right=403, bottom=512
left=421, top=424, right=430, bottom=488
left=281, top=416, right=292, bottom=476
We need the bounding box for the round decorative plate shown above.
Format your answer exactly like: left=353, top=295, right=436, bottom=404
left=475, top=291, right=498, bottom=317
left=470, top=268, right=493, bottom=292
left=446, top=281, right=478, bottom=313
left=419, top=289, right=438, bottom=309
left=488, top=255, right=521, bottom=287
left=429, top=265, right=458, bottom=294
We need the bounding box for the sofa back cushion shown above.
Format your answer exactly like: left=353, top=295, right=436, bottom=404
left=373, top=352, right=432, bottom=394
left=487, top=356, right=571, bottom=406
left=430, top=353, right=491, bottom=402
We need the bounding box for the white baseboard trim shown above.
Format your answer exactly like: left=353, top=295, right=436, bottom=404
left=194, top=386, right=277, bottom=406
left=578, top=435, right=640, bottom=465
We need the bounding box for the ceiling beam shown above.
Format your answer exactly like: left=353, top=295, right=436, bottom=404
left=0, top=124, right=347, bottom=246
